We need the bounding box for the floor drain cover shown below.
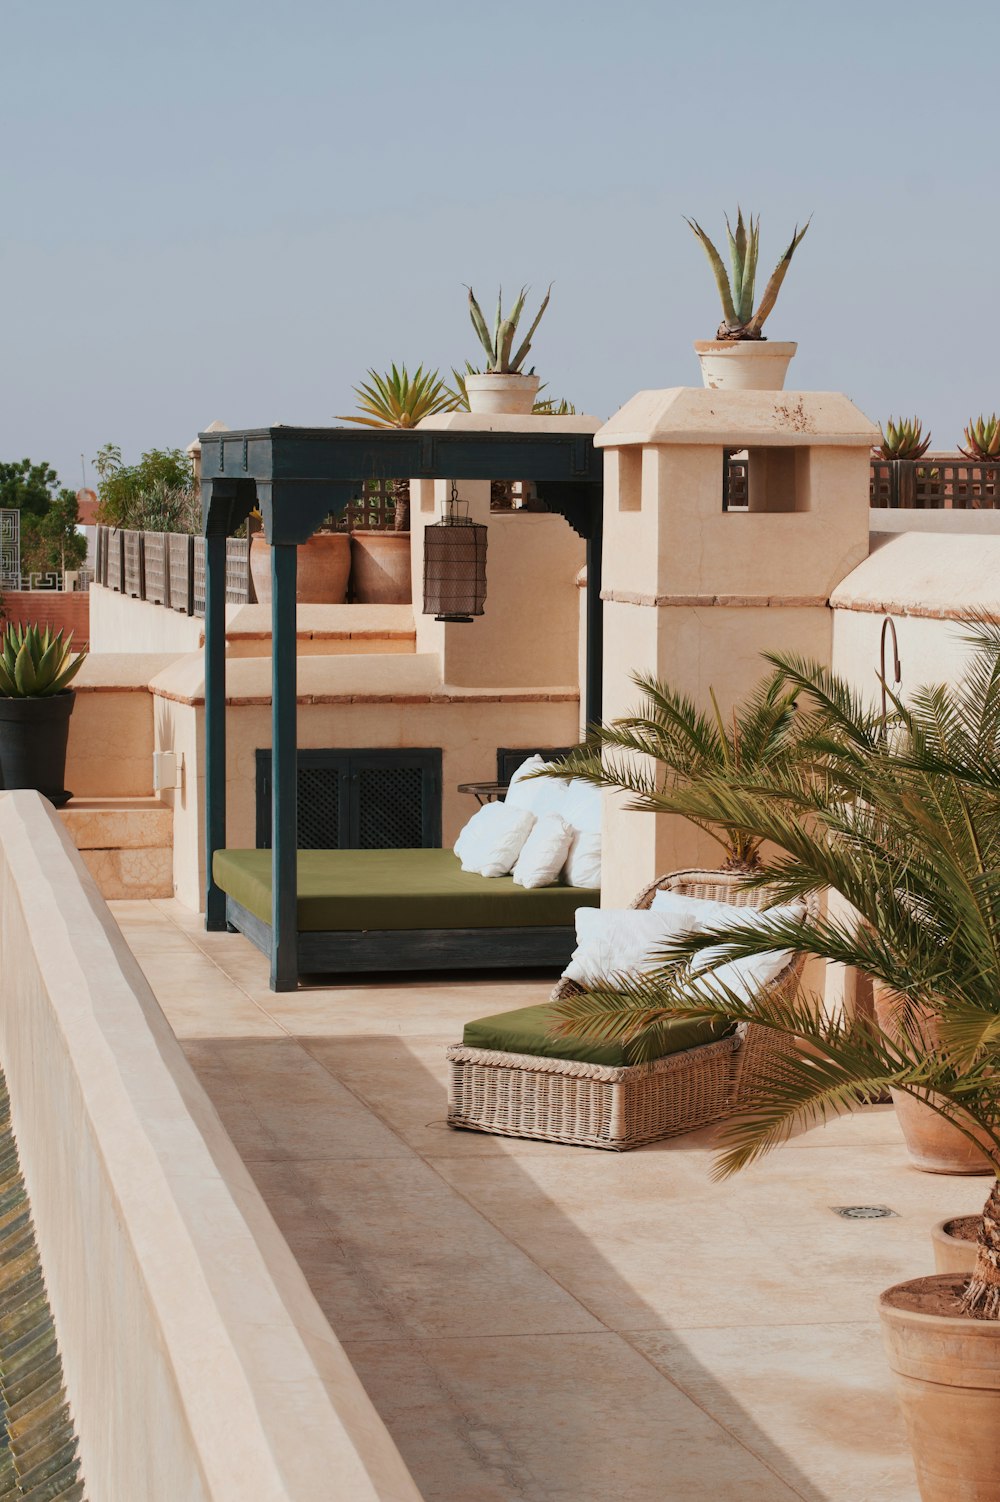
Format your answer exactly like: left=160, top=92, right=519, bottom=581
left=832, top=1205, right=897, bottom=1220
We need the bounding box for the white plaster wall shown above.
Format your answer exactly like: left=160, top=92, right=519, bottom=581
left=89, top=583, right=209, bottom=654
left=0, top=793, right=422, bottom=1502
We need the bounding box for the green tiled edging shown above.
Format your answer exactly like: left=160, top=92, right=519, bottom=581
left=0, top=1071, right=85, bottom=1502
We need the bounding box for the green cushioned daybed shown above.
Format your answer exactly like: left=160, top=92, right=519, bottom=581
left=213, top=847, right=600, bottom=975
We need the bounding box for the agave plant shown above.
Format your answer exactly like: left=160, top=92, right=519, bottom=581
left=448, top=363, right=575, bottom=415
left=0, top=624, right=86, bottom=697
left=335, top=364, right=458, bottom=431
left=960, top=413, right=1000, bottom=461
left=685, top=209, right=810, bottom=340
left=551, top=627, right=1000, bottom=1319
left=336, top=364, right=458, bottom=530
left=879, top=416, right=932, bottom=461
left=465, top=284, right=552, bottom=373
left=543, top=669, right=805, bottom=869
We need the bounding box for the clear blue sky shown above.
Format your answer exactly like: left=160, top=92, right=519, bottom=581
left=2, top=0, right=997, bottom=487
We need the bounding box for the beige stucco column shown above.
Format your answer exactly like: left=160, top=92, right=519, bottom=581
left=594, top=388, right=878, bottom=905
left=411, top=413, right=599, bottom=690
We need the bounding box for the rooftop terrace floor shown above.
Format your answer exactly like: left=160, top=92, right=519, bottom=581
left=111, top=897, right=988, bottom=1502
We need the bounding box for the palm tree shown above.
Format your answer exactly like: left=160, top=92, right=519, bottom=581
left=336, top=364, right=458, bottom=529
left=551, top=668, right=805, bottom=869
left=551, top=626, right=1000, bottom=1319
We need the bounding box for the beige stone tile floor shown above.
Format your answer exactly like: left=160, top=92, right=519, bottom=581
left=111, top=896, right=991, bottom=1502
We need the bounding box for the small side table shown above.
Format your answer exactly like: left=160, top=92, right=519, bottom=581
left=457, top=781, right=509, bottom=806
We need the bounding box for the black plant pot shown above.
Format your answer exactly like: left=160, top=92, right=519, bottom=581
left=0, top=693, right=76, bottom=807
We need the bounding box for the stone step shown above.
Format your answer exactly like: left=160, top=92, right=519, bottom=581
left=59, top=797, right=173, bottom=900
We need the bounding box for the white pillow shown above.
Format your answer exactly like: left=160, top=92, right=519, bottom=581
left=563, top=830, right=602, bottom=888
left=650, top=890, right=805, bottom=1005
left=454, top=802, right=537, bottom=877
left=505, top=756, right=569, bottom=820
left=561, top=777, right=602, bottom=834
left=511, top=813, right=574, bottom=889
left=563, top=906, right=694, bottom=988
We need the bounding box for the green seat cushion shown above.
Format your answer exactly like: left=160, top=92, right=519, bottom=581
left=463, top=1002, right=733, bottom=1068
left=213, top=847, right=600, bottom=933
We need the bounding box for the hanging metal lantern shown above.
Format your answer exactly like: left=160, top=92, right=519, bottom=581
left=422, top=484, right=487, bottom=623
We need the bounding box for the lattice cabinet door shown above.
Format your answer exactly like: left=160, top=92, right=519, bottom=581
left=255, top=748, right=442, bottom=850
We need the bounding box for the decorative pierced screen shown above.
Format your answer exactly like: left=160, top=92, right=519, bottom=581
left=297, top=766, right=341, bottom=848
left=144, top=532, right=168, bottom=604
left=256, top=748, right=441, bottom=850
left=0, top=509, right=20, bottom=588
left=356, top=764, right=426, bottom=848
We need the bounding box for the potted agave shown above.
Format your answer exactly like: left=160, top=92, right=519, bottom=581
left=877, top=416, right=933, bottom=508
left=959, top=413, right=1000, bottom=505
left=686, top=209, right=809, bottom=391
left=336, top=363, right=457, bottom=603
left=0, top=625, right=86, bottom=806
left=462, top=285, right=552, bottom=415
left=550, top=628, right=1000, bottom=1502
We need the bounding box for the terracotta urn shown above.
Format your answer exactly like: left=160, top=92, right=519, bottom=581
left=873, top=983, right=993, bottom=1174
left=694, top=340, right=797, bottom=392
left=348, top=532, right=412, bottom=605
left=880, top=1275, right=1000, bottom=1501
left=464, top=372, right=540, bottom=416
left=250, top=533, right=351, bottom=606
left=932, top=1217, right=980, bottom=1276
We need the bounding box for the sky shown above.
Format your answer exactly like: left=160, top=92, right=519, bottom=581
left=2, top=0, right=998, bottom=489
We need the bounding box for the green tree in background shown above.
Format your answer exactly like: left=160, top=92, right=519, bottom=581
left=0, top=459, right=87, bottom=577
left=93, top=443, right=198, bottom=531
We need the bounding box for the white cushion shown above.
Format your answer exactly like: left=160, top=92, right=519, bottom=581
left=650, top=889, right=805, bottom=1005
left=504, top=756, right=570, bottom=820
left=563, top=906, right=694, bottom=988
left=453, top=802, right=537, bottom=877
left=563, top=830, right=602, bottom=888
left=561, top=778, right=603, bottom=835
left=511, top=813, right=575, bottom=889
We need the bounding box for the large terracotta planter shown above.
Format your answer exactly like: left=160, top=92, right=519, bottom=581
left=932, top=1218, right=980, bottom=1276
left=694, top=339, right=797, bottom=391
left=250, top=533, right=351, bottom=605
left=464, top=372, right=540, bottom=415
left=349, top=532, right=412, bottom=605
left=881, top=1274, right=1000, bottom=1501
left=873, top=983, right=993, bottom=1174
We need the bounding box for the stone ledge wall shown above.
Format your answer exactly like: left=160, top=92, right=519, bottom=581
left=0, top=793, right=423, bottom=1502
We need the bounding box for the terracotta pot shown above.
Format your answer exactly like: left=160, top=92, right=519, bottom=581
left=880, top=1274, right=1000, bottom=1501
left=873, top=983, right=994, bottom=1175
left=250, top=533, right=351, bottom=605
left=349, top=532, right=412, bottom=605
left=933, top=1218, right=980, bottom=1276
left=464, top=372, right=540, bottom=415
left=694, top=339, right=797, bottom=391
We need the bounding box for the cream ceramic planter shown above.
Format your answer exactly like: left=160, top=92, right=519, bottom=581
left=464, top=372, right=540, bottom=416
left=932, top=1218, right=980, bottom=1276
left=694, top=339, right=797, bottom=392
left=881, top=1275, right=1000, bottom=1501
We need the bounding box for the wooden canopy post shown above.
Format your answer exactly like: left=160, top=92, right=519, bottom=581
left=270, top=541, right=299, bottom=990
left=204, top=533, right=228, bottom=930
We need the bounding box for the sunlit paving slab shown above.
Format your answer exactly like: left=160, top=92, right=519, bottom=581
left=111, top=897, right=990, bottom=1502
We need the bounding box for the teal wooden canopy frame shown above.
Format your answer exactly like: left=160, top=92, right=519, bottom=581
left=200, top=425, right=604, bottom=990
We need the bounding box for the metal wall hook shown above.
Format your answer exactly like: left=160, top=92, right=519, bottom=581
left=879, top=616, right=902, bottom=733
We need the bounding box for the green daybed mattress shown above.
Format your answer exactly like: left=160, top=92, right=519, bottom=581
left=213, top=847, right=600, bottom=932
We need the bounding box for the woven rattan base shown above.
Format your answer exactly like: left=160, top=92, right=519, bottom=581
left=446, top=1034, right=737, bottom=1151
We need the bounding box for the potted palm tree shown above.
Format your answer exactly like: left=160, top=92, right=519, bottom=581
left=0, top=625, right=87, bottom=806
left=461, top=285, right=552, bottom=414
left=686, top=209, right=809, bottom=391
left=549, top=628, right=1000, bottom=1501
left=336, top=363, right=457, bottom=603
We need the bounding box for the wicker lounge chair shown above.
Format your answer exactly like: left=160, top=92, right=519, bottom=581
left=447, top=868, right=818, bottom=1151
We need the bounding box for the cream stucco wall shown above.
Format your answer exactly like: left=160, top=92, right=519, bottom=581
left=593, top=388, right=879, bottom=905
left=0, top=792, right=422, bottom=1502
